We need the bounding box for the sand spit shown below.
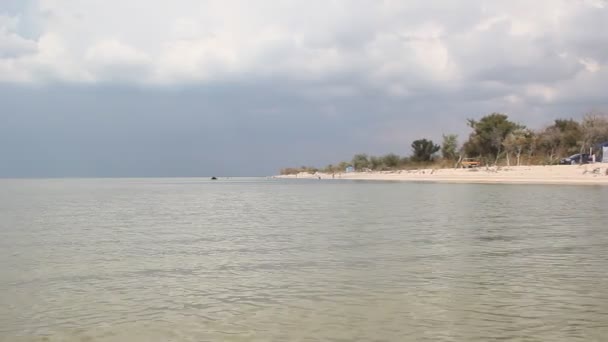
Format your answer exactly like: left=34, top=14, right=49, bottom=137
left=276, top=165, right=608, bottom=185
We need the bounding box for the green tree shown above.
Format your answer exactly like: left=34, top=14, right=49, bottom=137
left=369, top=156, right=382, bottom=170
left=337, top=161, right=351, bottom=172
left=351, top=153, right=370, bottom=171
left=411, top=139, right=440, bottom=162
left=322, top=164, right=337, bottom=173
left=381, top=153, right=401, bottom=169
left=441, top=134, right=458, bottom=160
left=536, top=119, right=582, bottom=160
left=554, top=119, right=582, bottom=154
left=536, top=116, right=603, bottom=163
left=463, top=113, right=523, bottom=163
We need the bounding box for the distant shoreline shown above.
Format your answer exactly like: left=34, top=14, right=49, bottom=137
left=275, top=165, right=608, bottom=185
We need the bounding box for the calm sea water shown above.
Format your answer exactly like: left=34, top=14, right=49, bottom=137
left=1, top=178, right=608, bottom=341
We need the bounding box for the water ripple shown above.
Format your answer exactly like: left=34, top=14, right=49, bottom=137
left=1, top=179, right=608, bottom=341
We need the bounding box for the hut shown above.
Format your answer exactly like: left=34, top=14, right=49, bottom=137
left=598, top=142, right=608, bottom=163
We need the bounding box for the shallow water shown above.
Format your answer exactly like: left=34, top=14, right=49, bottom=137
left=1, top=178, right=608, bottom=341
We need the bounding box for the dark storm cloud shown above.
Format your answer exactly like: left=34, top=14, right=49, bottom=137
left=0, top=83, right=382, bottom=176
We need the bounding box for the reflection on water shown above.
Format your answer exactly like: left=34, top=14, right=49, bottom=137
left=1, top=178, right=608, bottom=341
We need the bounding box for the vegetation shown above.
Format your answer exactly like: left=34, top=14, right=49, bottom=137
left=381, top=153, right=401, bottom=169
left=411, top=139, right=440, bottom=162
left=463, top=113, right=523, bottom=164
left=503, top=128, right=533, bottom=166
left=441, top=134, right=459, bottom=161
left=280, top=111, right=608, bottom=174
left=279, top=166, right=319, bottom=175
left=352, top=154, right=370, bottom=170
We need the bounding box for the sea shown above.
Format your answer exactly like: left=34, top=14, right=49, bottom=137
left=1, top=178, right=607, bottom=341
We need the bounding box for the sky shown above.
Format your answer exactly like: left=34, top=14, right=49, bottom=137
left=1, top=0, right=608, bottom=177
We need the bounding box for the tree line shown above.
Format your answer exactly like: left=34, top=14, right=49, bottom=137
left=280, top=112, right=608, bottom=175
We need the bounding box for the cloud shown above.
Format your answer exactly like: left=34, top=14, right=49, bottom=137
left=0, top=15, right=36, bottom=58
left=0, top=0, right=603, bottom=92
left=84, top=39, right=152, bottom=82
left=1, top=0, right=608, bottom=176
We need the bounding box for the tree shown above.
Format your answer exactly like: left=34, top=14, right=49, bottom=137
left=351, top=154, right=370, bottom=171
left=525, top=131, right=539, bottom=164
left=503, top=128, right=533, bottom=166
left=580, top=113, right=608, bottom=157
left=536, top=119, right=582, bottom=161
left=337, top=161, right=351, bottom=172
left=553, top=119, right=582, bottom=155
left=369, top=156, right=382, bottom=170
left=463, top=113, right=523, bottom=163
left=441, top=134, right=458, bottom=160
left=322, top=164, right=338, bottom=173
left=537, top=125, right=562, bottom=163
left=411, top=139, right=440, bottom=162
left=381, top=153, right=401, bottom=169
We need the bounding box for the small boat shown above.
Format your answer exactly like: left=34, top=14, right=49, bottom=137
left=211, top=176, right=218, bottom=180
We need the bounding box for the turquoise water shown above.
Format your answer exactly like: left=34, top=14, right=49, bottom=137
left=1, top=178, right=608, bottom=341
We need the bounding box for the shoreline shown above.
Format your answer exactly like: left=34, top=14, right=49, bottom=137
left=275, top=165, right=608, bottom=185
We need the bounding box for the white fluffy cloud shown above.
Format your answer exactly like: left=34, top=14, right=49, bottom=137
left=0, top=0, right=607, bottom=103
left=0, top=14, right=36, bottom=58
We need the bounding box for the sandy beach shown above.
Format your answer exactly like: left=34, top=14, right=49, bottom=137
left=276, top=164, right=608, bottom=185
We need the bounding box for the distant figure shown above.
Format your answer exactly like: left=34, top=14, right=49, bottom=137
left=318, top=176, right=321, bottom=180
left=332, top=173, right=335, bottom=179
